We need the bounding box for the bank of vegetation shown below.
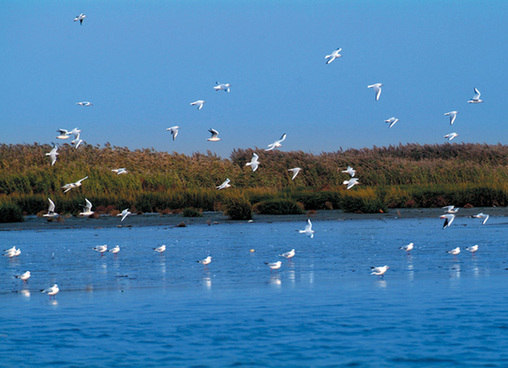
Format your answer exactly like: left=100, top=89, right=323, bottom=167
left=0, top=143, right=506, bottom=221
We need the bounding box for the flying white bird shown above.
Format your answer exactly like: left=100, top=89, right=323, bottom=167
left=265, top=133, right=287, bottom=151
left=343, top=177, right=360, bottom=190
left=325, top=48, right=342, bottom=64
left=245, top=153, right=260, bottom=172
left=73, top=13, right=86, bottom=25
left=112, top=168, right=128, bottom=175
left=442, top=205, right=459, bottom=214
left=216, top=178, right=231, bottom=190
left=288, top=167, right=301, bottom=180
left=471, top=213, right=489, bottom=225
left=447, top=247, right=460, bottom=255
left=207, top=128, right=221, bottom=142
left=43, top=198, right=59, bottom=218
left=15, top=271, right=31, bottom=283
left=467, top=88, right=483, bottom=104
left=71, top=133, right=83, bottom=149
left=109, top=245, right=120, bottom=254
left=79, top=198, right=94, bottom=216
left=62, top=176, right=88, bottom=193
left=341, top=166, right=356, bottom=177
left=56, top=129, right=72, bottom=140
left=214, top=82, right=231, bottom=92
left=368, top=83, right=383, bottom=101
left=444, top=132, right=459, bottom=141
left=440, top=214, right=455, bottom=229
left=466, top=244, right=479, bottom=253
left=400, top=242, right=414, bottom=253
left=76, top=101, right=93, bottom=107
left=190, top=100, right=205, bottom=110
left=166, top=126, right=179, bottom=141
left=265, top=261, right=282, bottom=270
left=385, top=117, right=399, bottom=128
left=41, top=284, right=59, bottom=298
left=93, top=244, right=108, bottom=255
left=4, top=247, right=21, bottom=258
left=197, top=256, right=212, bottom=265
left=118, top=209, right=131, bottom=222
left=299, top=219, right=315, bottom=238
left=45, top=145, right=59, bottom=166
left=444, top=111, right=458, bottom=125
left=371, top=265, right=389, bottom=277
left=154, top=245, right=166, bottom=253
left=280, top=249, right=295, bottom=259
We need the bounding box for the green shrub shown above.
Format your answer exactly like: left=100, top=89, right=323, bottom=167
left=182, top=207, right=203, bottom=217
left=0, top=202, right=24, bottom=223
left=223, top=196, right=252, bottom=220
left=253, top=198, right=304, bottom=215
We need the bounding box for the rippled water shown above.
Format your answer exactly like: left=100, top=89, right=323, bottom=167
left=1, top=216, right=507, bottom=367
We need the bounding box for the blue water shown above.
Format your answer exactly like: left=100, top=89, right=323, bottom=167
left=1, top=217, right=507, bottom=367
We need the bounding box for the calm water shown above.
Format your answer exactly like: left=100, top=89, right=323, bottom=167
left=1, top=216, right=507, bottom=367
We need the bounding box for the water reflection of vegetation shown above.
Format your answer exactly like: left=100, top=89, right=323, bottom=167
left=0, top=143, right=506, bottom=220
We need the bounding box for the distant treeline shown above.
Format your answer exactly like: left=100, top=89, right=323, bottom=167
left=0, top=142, right=506, bottom=219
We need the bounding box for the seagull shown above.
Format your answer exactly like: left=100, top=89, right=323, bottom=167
left=400, top=242, right=414, bottom=253
left=265, top=261, right=282, bottom=270
left=471, top=213, right=489, bottom=225
left=467, top=88, right=483, bottom=104
left=367, top=83, right=383, bottom=101
left=444, top=132, right=459, bottom=141
left=325, top=48, right=342, bottom=64
left=442, top=205, right=459, bottom=214
left=440, top=214, right=455, bottom=229
left=207, top=128, right=221, bottom=142
left=341, top=166, right=356, bottom=177
left=73, top=13, right=86, bottom=25
left=190, top=100, right=205, bottom=110
left=265, top=133, right=287, bottom=151
left=166, top=126, right=179, bottom=141
left=371, top=265, right=389, bottom=277
left=245, top=153, right=260, bottom=172
left=76, top=101, right=93, bottom=107
left=444, top=111, right=458, bottom=125
left=41, top=284, right=59, bottom=298
left=154, top=245, right=166, bottom=253
left=71, top=133, right=83, bottom=149
left=56, top=129, right=72, bottom=140
left=112, top=168, right=128, bottom=175
left=214, top=82, right=231, bottom=93
left=280, top=249, right=295, bottom=259
left=109, top=245, right=120, bottom=254
left=118, top=209, right=131, bottom=222
left=79, top=198, right=94, bottom=216
left=197, top=256, right=212, bottom=265
left=15, top=271, right=31, bottom=283
left=466, top=244, right=479, bottom=253
left=93, top=244, right=108, bottom=255
left=299, top=219, right=315, bottom=238
left=4, top=247, right=21, bottom=258
left=216, top=178, right=231, bottom=190
left=45, top=145, right=59, bottom=166
left=343, top=178, right=360, bottom=190
left=447, top=247, right=460, bottom=255
left=62, top=176, right=88, bottom=193
left=288, top=167, right=301, bottom=180
left=385, top=117, right=399, bottom=128
left=43, top=198, right=59, bottom=218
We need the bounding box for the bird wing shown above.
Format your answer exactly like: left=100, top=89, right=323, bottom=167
left=209, top=128, right=219, bottom=137
left=473, top=88, right=481, bottom=99
left=278, top=133, right=287, bottom=143
left=48, top=198, right=55, bottom=212
left=85, top=198, right=92, bottom=211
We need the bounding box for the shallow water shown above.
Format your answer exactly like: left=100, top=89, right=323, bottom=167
left=1, top=217, right=507, bottom=367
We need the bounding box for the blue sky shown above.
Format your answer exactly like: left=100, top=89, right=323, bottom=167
left=1, top=0, right=507, bottom=157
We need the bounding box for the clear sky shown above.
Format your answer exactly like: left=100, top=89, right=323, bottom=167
left=1, top=0, right=507, bottom=157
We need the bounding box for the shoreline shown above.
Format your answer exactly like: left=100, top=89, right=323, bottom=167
left=0, top=207, right=506, bottom=231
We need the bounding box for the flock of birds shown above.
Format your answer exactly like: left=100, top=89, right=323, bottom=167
left=6, top=13, right=492, bottom=297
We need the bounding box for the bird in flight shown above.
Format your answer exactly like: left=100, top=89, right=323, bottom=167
left=79, top=198, right=94, bottom=216
left=76, top=101, right=93, bottom=107
left=467, top=88, right=483, bottom=104
left=112, top=168, right=128, bottom=175
left=45, top=145, right=59, bottom=166
left=288, top=167, right=301, bottom=180
left=190, top=100, right=205, bottom=110
left=341, top=166, right=356, bottom=177
left=62, top=176, right=88, bottom=193
left=118, top=209, right=131, bottom=222
left=444, top=111, right=458, bottom=125
left=440, top=214, right=455, bottom=229
left=444, top=132, right=459, bottom=141
left=166, top=126, right=179, bottom=141
left=245, top=153, right=260, bottom=172
left=368, top=83, right=383, bottom=101
left=343, top=178, right=360, bottom=190
left=265, top=133, right=286, bottom=151
left=214, top=82, right=231, bottom=93
left=216, top=178, right=231, bottom=190
left=385, top=117, right=399, bottom=128
left=299, top=219, right=315, bottom=238
left=74, top=13, right=86, bottom=25
left=471, top=213, right=489, bottom=225
left=43, top=198, right=58, bottom=218
left=325, top=48, right=342, bottom=64
left=207, top=128, right=221, bottom=142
